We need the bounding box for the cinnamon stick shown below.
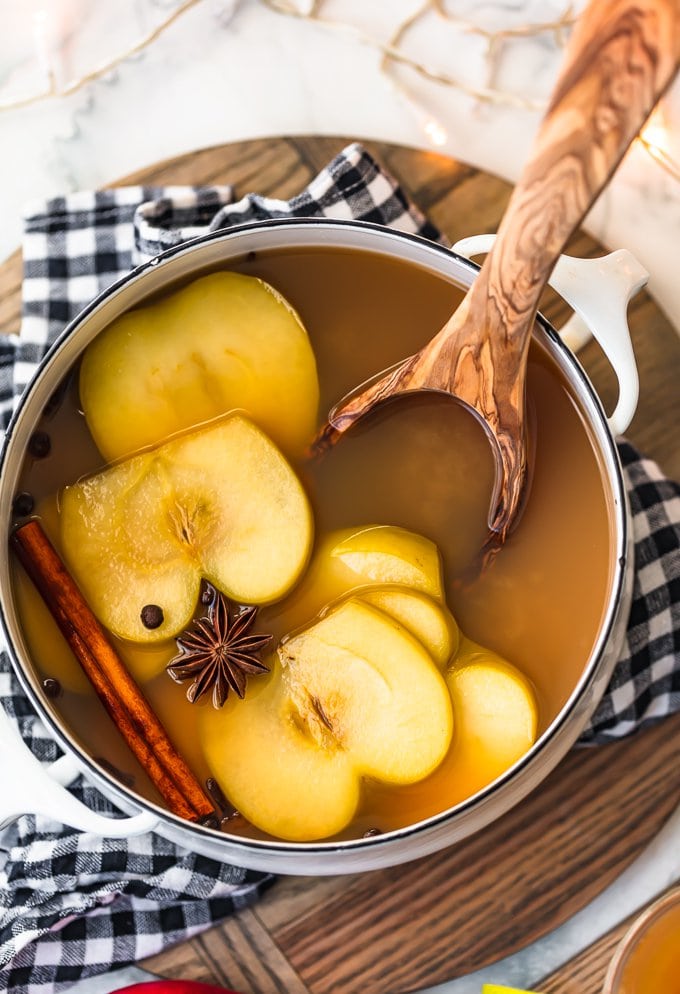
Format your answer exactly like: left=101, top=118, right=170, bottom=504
left=12, top=519, right=215, bottom=824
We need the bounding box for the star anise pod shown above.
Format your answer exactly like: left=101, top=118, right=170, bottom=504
left=166, top=584, right=272, bottom=709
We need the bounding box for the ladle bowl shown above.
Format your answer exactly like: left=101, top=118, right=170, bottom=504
left=313, top=0, right=680, bottom=555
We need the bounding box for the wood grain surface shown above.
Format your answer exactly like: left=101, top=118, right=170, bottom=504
left=143, top=713, right=680, bottom=994
left=2, top=135, right=680, bottom=993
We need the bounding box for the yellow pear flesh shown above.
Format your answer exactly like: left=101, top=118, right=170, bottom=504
left=360, top=587, right=458, bottom=667
left=266, top=524, right=448, bottom=638
left=80, top=271, right=319, bottom=461
left=363, top=640, right=538, bottom=829
left=279, top=599, right=453, bottom=784
left=330, top=525, right=444, bottom=598
left=60, top=415, right=313, bottom=642
left=202, top=599, right=452, bottom=840
left=447, top=644, right=538, bottom=776
left=201, top=676, right=360, bottom=842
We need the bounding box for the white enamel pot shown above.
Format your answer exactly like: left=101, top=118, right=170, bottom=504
left=0, top=218, right=644, bottom=874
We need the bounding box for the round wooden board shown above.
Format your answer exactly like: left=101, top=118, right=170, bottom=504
left=3, top=136, right=680, bottom=994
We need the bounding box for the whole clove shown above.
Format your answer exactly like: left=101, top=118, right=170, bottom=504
left=140, top=604, right=164, bottom=630
left=28, top=431, right=51, bottom=459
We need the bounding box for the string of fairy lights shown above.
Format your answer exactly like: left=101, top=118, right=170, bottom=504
left=1, top=0, right=678, bottom=182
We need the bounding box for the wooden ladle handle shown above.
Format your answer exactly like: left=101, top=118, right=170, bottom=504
left=424, top=0, right=680, bottom=544
left=467, top=0, right=680, bottom=374
left=317, top=0, right=680, bottom=552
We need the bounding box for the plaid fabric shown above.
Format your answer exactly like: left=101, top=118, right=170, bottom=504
left=0, top=142, right=678, bottom=992
left=0, top=143, right=445, bottom=994
left=578, top=442, right=680, bottom=740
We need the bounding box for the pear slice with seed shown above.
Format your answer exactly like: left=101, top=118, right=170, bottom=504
left=279, top=598, right=453, bottom=784
left=201, top=598, right=453, bottom=841
left=60, top=415, right=313, bottom=642
left=202, top=675, right=360, bottom=842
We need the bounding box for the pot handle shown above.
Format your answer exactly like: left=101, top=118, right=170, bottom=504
left=452, top=235, right=646, bottom=436
left=0, top=703, right=159, bottom=837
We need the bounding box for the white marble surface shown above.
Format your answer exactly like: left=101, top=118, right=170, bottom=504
left=0, top=0, right=679, bottom=331
left=0, top=2, right=679, bottom=991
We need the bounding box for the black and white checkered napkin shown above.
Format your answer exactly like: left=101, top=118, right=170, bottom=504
left=0, top=142, right=678, bottom=994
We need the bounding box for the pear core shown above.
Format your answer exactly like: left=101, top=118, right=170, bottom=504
left=60, top=415, right=313, bottom=642
left=202, top=597, right=454, bottom=841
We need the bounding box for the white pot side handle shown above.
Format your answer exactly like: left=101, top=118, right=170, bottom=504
left=452, top=235, right=646, bottom=436
left=0, top=703, right=159, bottom=837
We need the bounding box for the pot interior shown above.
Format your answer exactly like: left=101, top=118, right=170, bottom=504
left=1, top=221, right=625, bottom=850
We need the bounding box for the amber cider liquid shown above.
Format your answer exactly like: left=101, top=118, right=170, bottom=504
left=612, top=897, right=680, bottom=994
left=11, top=246, right=615, bottom=839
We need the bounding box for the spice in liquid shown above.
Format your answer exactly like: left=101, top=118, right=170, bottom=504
left=11, top=246, right=614, bottom=837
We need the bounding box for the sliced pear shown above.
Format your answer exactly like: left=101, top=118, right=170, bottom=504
left=280, top=599, right=453, bottom=784
left=202, top=676, right=360, bottom=842
left=364, top=640, right=538, bottom=829
left=13, top=496, right=179, bottom=689
left=267, top=524, right=448, bottom=637
left=80, top=271, right=319, bottom=461
left=330, top=525, right=444, bottom=600
left=202, top=598, right=453, bottom=840
left=60, top=415, right=313, bottom=643
left=360, top=587, right=458, bottom=667
left=446, top=642, right=538, bottom=777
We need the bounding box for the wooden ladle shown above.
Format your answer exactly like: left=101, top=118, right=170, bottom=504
left=313, top=0, right=680, bottom=555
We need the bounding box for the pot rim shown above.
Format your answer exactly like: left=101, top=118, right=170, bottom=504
left=0, top=216, right=629, bottom=857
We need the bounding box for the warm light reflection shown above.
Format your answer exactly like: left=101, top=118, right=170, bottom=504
left=638, top=106, right=680, bottom=182
left=423, top=117, right=447, bottom=147
left=640, top=109, right=671, bottom=156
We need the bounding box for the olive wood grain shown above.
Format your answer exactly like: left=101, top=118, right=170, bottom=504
left=2, top=134, right=680, bottom=994
left=315, top=0, right=680, bottom=555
